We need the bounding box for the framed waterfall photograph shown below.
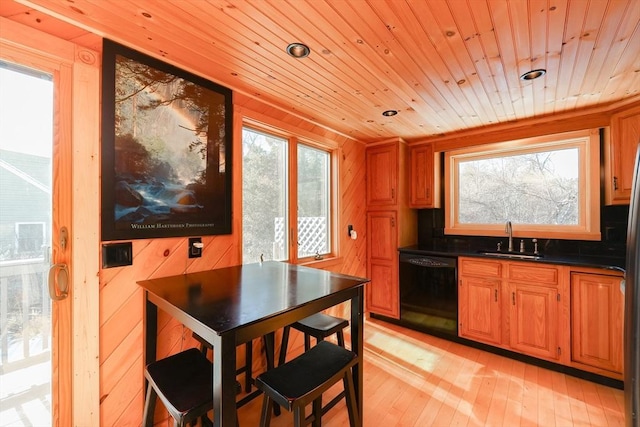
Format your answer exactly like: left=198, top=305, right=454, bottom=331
left=101, top=40, right=233, bottom=241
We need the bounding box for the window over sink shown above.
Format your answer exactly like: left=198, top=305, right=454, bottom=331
left=444, top=129, right=601, bottom=241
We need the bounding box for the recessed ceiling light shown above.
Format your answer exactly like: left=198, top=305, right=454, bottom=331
left=520, top=69, right=546, bottom=80
left=382, top=110, right=398, bottom=117
left=286, top=43, right=310, bottom=58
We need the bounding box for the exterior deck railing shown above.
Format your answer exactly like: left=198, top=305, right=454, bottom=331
left=0, top=258, right=50, bottom=374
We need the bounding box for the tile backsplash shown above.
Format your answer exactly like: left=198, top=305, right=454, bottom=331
left=417, top=205, right=629, bottom=260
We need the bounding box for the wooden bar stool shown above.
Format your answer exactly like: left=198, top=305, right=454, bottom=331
left=278, top=313, right=349, bottom=366
left=255, top=340, right=360, bottom=427
left=142, top=348, right=213, bottom=427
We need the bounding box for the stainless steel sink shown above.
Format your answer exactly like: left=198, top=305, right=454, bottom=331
left=478, top=251, right=543, bottom=260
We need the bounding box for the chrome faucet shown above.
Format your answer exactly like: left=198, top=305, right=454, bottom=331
left=505, top=221, right=514, bottom=252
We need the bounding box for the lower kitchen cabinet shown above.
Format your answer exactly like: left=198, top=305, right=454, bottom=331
left=366, top=211, right=399, bottom=318
left=570, top=271, right=624, bottom=376
left=459, top=275, right=502, bottom=345
left=368, top=263, right=397, bottom=318
left=459, top=258, right=563, bottom=360
left=508, top=282, right=560, bottom=360
left=458, top=257, right=625, bottom=380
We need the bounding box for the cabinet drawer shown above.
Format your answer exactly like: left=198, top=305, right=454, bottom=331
left=459, top=258, right=502, bottom=277
left=508, top=263, right=558, bottom=285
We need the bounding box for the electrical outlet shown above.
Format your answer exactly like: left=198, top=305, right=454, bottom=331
left=188, top=237, right=203, bottom=258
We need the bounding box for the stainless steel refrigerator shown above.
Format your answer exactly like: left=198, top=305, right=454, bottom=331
left=625, top=143, right=640, bottom=427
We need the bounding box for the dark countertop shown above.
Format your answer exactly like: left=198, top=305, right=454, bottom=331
left=399, top=244, right=626, bottom=274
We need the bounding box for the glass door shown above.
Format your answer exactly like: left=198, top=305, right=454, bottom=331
left=0, top=63, right=54, bottom=426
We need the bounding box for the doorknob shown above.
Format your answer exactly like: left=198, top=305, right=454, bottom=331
left=48, top=263, right=69, bottom=301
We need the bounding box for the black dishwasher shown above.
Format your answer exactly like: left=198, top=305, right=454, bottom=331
left=398, top=252, right=458, bottom=339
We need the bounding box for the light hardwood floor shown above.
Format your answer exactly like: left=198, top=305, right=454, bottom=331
left=237, top=317, right=625, bottom=427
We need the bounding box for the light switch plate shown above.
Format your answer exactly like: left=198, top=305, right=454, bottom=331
left=188, top=237, right=202, bottom=258
left=102, top=242, right=132, bottom=268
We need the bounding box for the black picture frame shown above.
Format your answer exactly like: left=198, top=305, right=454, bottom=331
left=101, top=40, right=232, bottom=240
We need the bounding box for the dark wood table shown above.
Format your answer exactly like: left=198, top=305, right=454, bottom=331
left=138, top=261, right=369, bottom=427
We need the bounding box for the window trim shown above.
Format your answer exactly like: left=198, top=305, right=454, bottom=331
left=444, top=129, right=601, bottom=241
left=241, top=121, right=339, bottom=264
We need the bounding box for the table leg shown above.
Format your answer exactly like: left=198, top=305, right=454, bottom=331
left=212, top=334, right=237, bottom=427
left=144, top=295, right=157, bottom=367
left=350, top=288, right=364, bottom=421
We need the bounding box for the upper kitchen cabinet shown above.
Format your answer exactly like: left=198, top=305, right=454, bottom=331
left=409, top=144, right=441, bottom=208
left=366, top=141, right=399, bottom=207
left=605, top=103, right=640, bottom=205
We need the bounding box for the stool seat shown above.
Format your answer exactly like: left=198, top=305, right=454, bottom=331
left=256, top=341, right=360, bottom=427
left=143, top=348, right=213, bottom=427
left=293, top=313, right=349, bottom=338
left=278, top=313, right=349, bottom=367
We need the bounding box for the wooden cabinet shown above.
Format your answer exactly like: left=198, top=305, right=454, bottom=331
left=367, top=211, right=398, bottom=317
left=507, top=263, right=561, bottom=360
left=605, top=103, right=640, bottom=205
left=459, top=258, right=625, bottom=379
left=459, top=275, right=502, bottom=345
left=458, top=257, right=563, bottom=361
left=366, top=143, right=397, bottom=207
left=365, top=139, right=416, bottom=319
left=508, top=282, right=560, bottom=360
left=458, top=257, right=624, bottom=379
left=409, top=144, right=440, bottom=208
left=458, top=258, right=502, bottom=345
left=570, top=271, right=624, bottom=376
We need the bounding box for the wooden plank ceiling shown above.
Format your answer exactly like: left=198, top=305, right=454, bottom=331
left=2, top=0, right=639, bottom=143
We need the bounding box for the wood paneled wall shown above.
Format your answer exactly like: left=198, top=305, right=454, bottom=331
left=98, top=94, right=367, bottom=426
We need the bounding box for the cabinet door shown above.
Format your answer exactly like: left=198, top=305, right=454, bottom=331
left=368, top=263, right=398, bottom=318
left=409, top=144, right=434, bottom=208
left=459, top=276, right=501, bottom=345
left=570, top=273, right=624, bottom=373
left=368, top=211, right=396, bottom=263
left=366, top=143, right=397, bottom=206
left=366, top=211, right=399, bottom=318
left=508, top=282, right=559, bottom=360
left=608, top=106, right=640, bottom=204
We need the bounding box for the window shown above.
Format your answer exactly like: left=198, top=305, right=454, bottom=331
left=444, top=129, right=600, bottom=240
left=242, top=126, right=334, bottom=263
left=297, top=145, right=331, bottom=258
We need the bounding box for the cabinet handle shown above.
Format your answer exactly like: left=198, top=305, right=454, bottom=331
left=426, top=188, right=430, bottom=198
left=613, top=176, right=618, bottom=190
left=391, top=188, right=395, bottom=199
left=494, top=289, right=498, bottom=302
left=512, top=292, right=515, bottom=305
